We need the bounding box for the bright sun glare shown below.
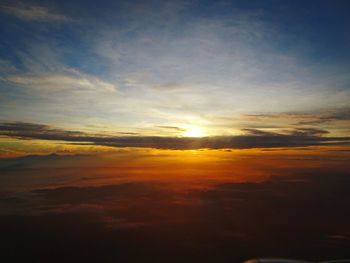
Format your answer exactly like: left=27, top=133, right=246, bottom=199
left=183, top=126, right=205, bottom=137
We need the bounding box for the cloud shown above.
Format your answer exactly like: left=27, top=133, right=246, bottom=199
left=0, top=153, right=89, bottom=170
left=242, top=127, right=330, bottom=137
left=32, top=183, right=164, bottom=206
left=1, top=169, right=350, bottom=262
left=90, top=1, right=350, bottom=120
left=0, top=122, right=86, bottom=139
left=0, top=59, right=17, bottom=75
left=297, top=108, right=350, bottom=125
left=243, top=112, right=318, bottom=121
left=1, top=71, right=116, bottom=92
left=1, top=121, right=349, bottom=150
left=243, top=109, right=350, bottom=125
left=1, top=4, right=70, bottom=22
left=157, top=126, right=186, bottom=132
left=288, top=128, right=329, bottom=136
left=241, top=128, right=279, bottom=136
left=152, top=82, right=196, bottom=92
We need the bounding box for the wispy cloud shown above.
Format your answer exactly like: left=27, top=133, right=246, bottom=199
left=0, top=58, right=17, bottom=75
left=1, top=71, right=117, bottom=93
left=297, top=109, right=350, bottom=125
left=242, top=109, right=350, bottom=125
left=1, top=4, right=70, bottom=22
left=1, top=1, right=349, bottom=138
left=157, top=126, right=186, bottom=132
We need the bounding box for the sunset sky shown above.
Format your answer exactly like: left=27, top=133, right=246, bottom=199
left=0, top=0, right=350, bottom=156
left=1, top=1, right=350, bottom=262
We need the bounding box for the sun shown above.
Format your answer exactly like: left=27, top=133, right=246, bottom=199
left=183, top=126, right=205, bottom=137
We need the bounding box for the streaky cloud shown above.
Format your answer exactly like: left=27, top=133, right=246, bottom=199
left=1, top=71, right=116, bottom=92
left=243, top=108, right=350, bottom=125
left=1, top=121, right=350, bottom=150
left=1, top=3, right=70, bottom=22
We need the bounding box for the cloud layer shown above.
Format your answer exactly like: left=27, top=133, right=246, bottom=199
left=1, top=165, right=350, bottom=262
left=1, top=121, right=349, bottom=150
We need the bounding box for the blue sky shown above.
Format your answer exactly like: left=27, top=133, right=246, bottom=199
left=0, top=0, right=350, bottom=137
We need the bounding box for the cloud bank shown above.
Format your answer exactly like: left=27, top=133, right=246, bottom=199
left=1, top=122, right=349, bottom=150
left=1, top=169, right=350, bottom=262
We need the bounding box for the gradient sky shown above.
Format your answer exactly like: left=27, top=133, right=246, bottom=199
left=1, top=2, right=350, bottom=262
left=0, top=0, right=350, bottom=155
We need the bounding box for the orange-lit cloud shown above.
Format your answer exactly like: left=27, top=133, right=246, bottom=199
left=1, top=122, right=349, bottom=154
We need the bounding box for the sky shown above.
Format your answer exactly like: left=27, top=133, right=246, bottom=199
left=0, top=0, right=350, bottom=156
left=1, top=1, right=350, bottom=262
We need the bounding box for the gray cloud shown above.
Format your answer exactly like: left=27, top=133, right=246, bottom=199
left=297, top=109, right=350, bottom=125
left=157, top=126, right=186, bottom=132
left=1, top=121, right=350, bottom=150
left=241, top=128, right=279, bottom=136
left=1, top=4, right=70, bottom=22
left=287, top=128, right=330, bottom=136
left=243, top=108, right=350, bottom=125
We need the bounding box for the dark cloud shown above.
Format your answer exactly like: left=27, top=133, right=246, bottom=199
left=297, top=109, right=350, bottom=125
left=157, top=126, right=186, bottom=131
left=32, top=183, right=167, bottom=206
left=1, top=121, right=350, bottom=150
left=241, top=128, right=279, bottom=136
left=0, top=122, right=48, bottom=131
left=287, top=128, right=330, bottom=136
left=1, top=169, right=350, bottom=262
left=244, top=127, right=330, bottom=137
left=115, top=132, right=140, bottom=135
left=0, top=121, right=85, bottom=139
left=243, top=112, right=314, bottom=120
left=243, top=108, right=350, bottom=125
left=0, top=153, right=89, bottom=170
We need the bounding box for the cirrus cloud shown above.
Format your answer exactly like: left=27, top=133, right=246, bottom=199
left=1, top=4, right=70, bottom=22
left=1, top=71, right=117, bottom=93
